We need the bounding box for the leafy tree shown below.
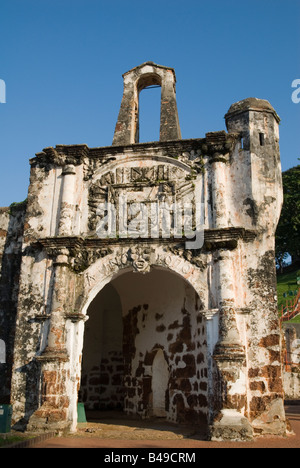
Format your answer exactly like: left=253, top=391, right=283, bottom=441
left=276, top=164, right=300, bottom=268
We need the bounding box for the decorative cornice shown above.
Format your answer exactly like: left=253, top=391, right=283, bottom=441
left=64, top=313, right=89, bottom=322
left=33, top=227, right=257, bottom=273
left=30, top=132, right=240, bottom=169
left=36, top=347, right=69, bottom=363
left=37, top=227, right=256, bottom=250
left=204, top=227, right=256, bottom=250
left=35, top=227, right=257, bottom=265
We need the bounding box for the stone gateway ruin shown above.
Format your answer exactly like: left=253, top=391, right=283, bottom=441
left=0, top=62, right=288, bottom=440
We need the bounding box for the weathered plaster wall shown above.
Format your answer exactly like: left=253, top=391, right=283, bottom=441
left=0, top=64, right=286, bottom=440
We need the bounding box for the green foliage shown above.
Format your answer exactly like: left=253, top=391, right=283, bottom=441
left=0, top=434, right=34, bottom=447
left=277, top=266, right=299, bottom=311
left=276, top=164, right=300, bottom=266
left=288, top=315, right=300, bottom=323
left=8, top=199, right=27, bottom=215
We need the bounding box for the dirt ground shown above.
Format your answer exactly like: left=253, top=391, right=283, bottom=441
left=31, top=404, right=300, bottom=449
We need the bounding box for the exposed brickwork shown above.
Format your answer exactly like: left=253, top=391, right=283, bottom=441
left=120, top=296, right=208, bottom=425
left=79, top=352, right=124, bottom=410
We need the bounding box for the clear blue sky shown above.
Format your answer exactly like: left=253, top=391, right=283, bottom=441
left=0, top=0, right=299, bottom=206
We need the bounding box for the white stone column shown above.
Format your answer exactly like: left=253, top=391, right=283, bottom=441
left=204, top=309, right=219, bottom=357
left=211, top=160, right=228, bottom=229
left=58, top=165, right=76, bottom=236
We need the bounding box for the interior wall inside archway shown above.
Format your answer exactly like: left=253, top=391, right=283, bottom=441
left=79, top=267, right=207, bottom=421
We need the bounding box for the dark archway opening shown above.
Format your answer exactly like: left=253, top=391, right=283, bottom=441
left=78, top=267, right=208, bottom=429
left=78, top=282, right=124, bottom=412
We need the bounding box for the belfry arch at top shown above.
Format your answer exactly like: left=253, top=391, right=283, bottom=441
left=112, top=62, right=182, bottom=145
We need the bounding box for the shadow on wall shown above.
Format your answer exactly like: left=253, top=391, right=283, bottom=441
left=0, top=202, right=27, bottom=405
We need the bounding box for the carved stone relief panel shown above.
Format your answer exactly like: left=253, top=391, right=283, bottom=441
left=88, top=160, right=199, bottom=239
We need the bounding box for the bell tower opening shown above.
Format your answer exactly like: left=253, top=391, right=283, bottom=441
left=138, top=85, right=161, bottom=143
left=112, top=62, right=181, bottom=146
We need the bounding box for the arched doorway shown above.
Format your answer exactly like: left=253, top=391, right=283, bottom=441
left=78, top=266, right=208, bottom=425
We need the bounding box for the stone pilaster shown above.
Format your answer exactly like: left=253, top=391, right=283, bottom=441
left=27, top=249, right=71, bottom=432
left=42, top=249, right=70, bottom=359
left=210, top=250, right=253, bottom=441
left=211, top=159, right=228, bottom=229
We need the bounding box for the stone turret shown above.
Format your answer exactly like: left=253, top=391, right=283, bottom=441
left=225, top=97, right=283, bottom=232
